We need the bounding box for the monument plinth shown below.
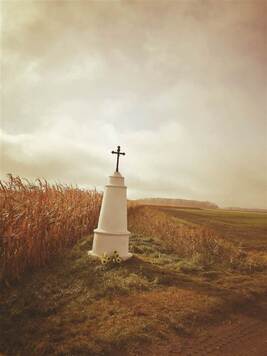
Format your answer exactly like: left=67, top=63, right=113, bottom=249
left=89, top=146, right=132, bottom=260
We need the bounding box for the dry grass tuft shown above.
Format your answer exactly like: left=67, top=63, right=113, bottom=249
left=0, top=174, right=102, bottom=281
left=128, top=205, right=265, bottom=270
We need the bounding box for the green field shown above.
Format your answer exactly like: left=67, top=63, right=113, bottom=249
left=158, top=207, right=267, bottom=251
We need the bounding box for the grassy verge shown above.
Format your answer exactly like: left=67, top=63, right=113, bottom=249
left=128, top=205, right=267, bottom=272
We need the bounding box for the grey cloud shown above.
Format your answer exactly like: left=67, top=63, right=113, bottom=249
left=0, top=130, right=109, bottom=187
left=1, top=0, right=267, bottom=208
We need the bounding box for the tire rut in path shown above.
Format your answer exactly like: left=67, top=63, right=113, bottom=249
left=136, top=305, right=267, bottom=356
left=173, top=315, right=267, bottom=356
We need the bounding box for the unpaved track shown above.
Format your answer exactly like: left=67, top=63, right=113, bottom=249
left=179, top=315, right=267, bottom=356
left=137, top=301, right=267, bottom=356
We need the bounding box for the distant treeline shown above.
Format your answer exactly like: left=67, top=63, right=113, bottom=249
left=134, top=198, right=219, bottom=209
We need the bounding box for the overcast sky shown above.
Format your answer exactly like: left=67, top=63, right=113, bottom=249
left=1, top=0, right=267, bottom=208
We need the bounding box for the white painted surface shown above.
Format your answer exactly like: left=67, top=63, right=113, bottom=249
left=89, top=172, right=132, bottom=260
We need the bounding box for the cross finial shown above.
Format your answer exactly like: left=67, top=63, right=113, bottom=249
left=111, top=145, right=125, bottom=172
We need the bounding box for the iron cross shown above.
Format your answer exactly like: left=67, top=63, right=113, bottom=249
left=111, top=145, right=125, bottom=172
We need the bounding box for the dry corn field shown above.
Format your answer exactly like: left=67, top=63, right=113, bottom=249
left=0, top=175, right=102, bottom=282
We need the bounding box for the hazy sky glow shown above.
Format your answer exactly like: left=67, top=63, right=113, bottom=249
left=1, top=0, right=267, bottom=208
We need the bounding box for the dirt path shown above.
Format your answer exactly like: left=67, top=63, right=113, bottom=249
left=134, top=302, right=267, bottom=356
left=178, top=315, right=267, bottom=356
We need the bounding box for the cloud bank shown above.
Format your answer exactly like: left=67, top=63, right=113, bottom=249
left=1, top=0, right=267, bottom=208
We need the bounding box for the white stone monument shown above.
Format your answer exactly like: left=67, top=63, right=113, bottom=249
left=89, top=146, right=132, bottom=260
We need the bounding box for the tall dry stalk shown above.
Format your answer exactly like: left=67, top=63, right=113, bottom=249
left=0, top=174, right=102, bottom=281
